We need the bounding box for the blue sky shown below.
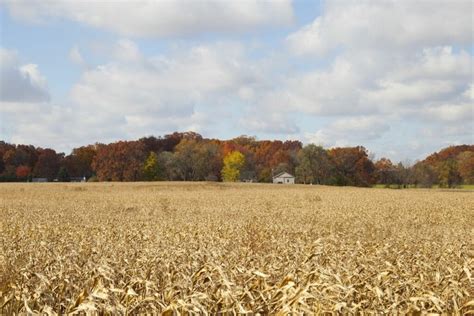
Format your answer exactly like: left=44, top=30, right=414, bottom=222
left=0, top=0, right=472, bottom=162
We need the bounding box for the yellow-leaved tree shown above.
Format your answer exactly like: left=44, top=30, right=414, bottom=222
left=221, top=151, right=245, bottom=182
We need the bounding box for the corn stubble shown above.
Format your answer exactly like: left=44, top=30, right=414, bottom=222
left=0, top=183, right=472, bottom=314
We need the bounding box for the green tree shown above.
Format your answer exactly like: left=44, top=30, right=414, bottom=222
left=295, top=144, right=331, bottom=184
left=438, top=159, right=462, bottom=188
left=57, top=166, right=70, bottom=182
left=221, top=151, right=245, bottom=182
left=172, top=139, right=221, bottom=181
left=63, top=145, right=97, bottom=179
left=157, top=151, right=176, bottom=180
left=393, top=162, right=411, bottom=188
left=143, top=152, right=161, bottom=181
left=411, top=163, right=437, bottom=188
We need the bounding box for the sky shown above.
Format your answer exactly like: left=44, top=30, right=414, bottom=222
left=0, top=0, right=472, bottom=162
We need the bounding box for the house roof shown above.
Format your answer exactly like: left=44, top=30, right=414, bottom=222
left=273, top=171, right=294, bottom=179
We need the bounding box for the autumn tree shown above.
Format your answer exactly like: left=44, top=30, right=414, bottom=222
left=0, top=141, right=15, bottom=174
left=457, top=151, right=474, bottom=184
left=163, top=132, right=203, bottom=151
left=33, top=148, right=62, bottom=181
left=251, top=140, right=301, bottom=182
left=139, top=136, right=165, bottom=154
left=15, top=165, right=31, bottom=179
left=424, top=145, right=474, bottom=166
left=374, top=158, right=397, bottom=186
left=92, top=141, right=146, bottom=181
left=0, top=156, right=4, bottom=174
left=328, top=146, right=375, bottom=187
left=0, top=144, right=38, bottom=181
left=3, top=145, right=38, bottom=169
left=222, top=151, right=245, bottom=182
left=221, top=137, right=257, bottom=181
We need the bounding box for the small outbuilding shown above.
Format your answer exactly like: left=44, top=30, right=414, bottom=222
left=272, top=172, right=295, bottom=184
left=31, top=178, right=48, bottom=183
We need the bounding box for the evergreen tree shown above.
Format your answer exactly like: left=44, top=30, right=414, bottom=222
left=143, top=152, right=161, bottom=181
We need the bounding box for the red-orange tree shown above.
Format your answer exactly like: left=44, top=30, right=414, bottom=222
left=92, top=141, right=146, bottom=181
left=15, top=165, right=31, bottom=178
left=329, top=146, right=375, bottom=187
left=457, top=151, right=474, bottom=184
left=33, top=148, right=63, bottom=181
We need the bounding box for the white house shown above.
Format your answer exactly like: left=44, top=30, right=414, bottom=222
left=272, top=172, right=295, bottom=184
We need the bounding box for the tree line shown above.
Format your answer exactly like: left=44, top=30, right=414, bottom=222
left=0, top=132, right=472, bottom=187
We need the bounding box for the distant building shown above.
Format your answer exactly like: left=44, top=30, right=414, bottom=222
left=31, top=178, right=48, bottom=183
left=272, top=172, right=295, bottom=184
left=70, top=177, right=86, bottom=182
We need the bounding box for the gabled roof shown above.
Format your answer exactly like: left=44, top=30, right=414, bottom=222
left=273, top=171, right=294, bottom=179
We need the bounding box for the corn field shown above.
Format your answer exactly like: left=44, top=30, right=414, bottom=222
left=0, top=182, right=473, bottom=314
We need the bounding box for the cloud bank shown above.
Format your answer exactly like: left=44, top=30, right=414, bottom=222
left=1, top=0, right=472, bottom=161
left=4, top=0, right=294, bottom=37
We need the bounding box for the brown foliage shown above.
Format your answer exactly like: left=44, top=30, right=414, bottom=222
left=423, top=145, right=474, bottom=166
left=457, top=151, right=474, bottom=184
left=33, top=148, right=62, bottom=181
left=92, top=141, right=146, bottom=181
left=329, top=146, right=375, bottom=186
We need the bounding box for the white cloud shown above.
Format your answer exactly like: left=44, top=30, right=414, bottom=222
left=365, top=79, right=456, bottom=108
left=114, top=39, right=142, bottom=62
left=72, top=41, right=258, bottom=107
left=5, top=0, right=294, bottom=37
left=253, top=47, right=471, bottom=127
left=287, top=1, right=472, bottom=56
left=285, top=1, right=472, bottom=151
left=65, top=40, right=270, bottom=142
left=305, top=116, right=390, bottom=147
left=424, top=103, right=473, bottom=123
left=1, top=41, right=276, bottom=151
left=69, top=45, right=85, bottom=66
left=464, top=84, right=474, bottom=100
left=395, top=47, right=472, bottom=81
left=0, top=48, right=50, bottom=102
left=283, top=57, right=371, bottom=115
left=239, top=112, right=299, bottom=134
